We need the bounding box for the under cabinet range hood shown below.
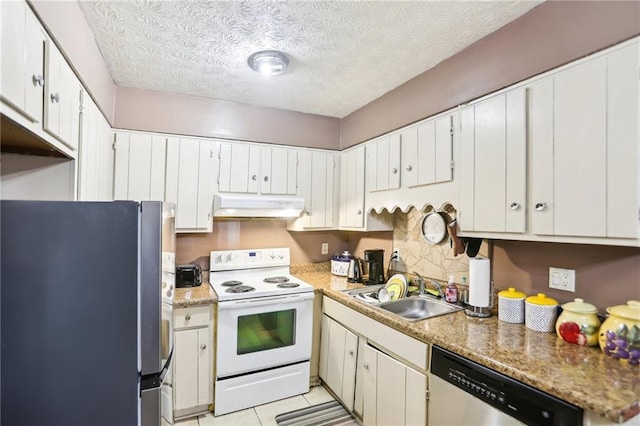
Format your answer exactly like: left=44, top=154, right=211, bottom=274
left=213, top=194, right=304, bottom=218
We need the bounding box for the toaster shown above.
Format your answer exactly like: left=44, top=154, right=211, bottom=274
left=176, top=264, right=203, bottom=288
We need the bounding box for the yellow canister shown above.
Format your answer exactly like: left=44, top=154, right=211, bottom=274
left=498, top=287, right=526, bottom=324
left=598, top=300, right=640, bottom=365
left=525, top=293, right=558, bottom=333
left=555, top=298, right=601, bottom=346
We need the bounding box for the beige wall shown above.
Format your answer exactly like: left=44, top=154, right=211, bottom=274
left=341, top=0, right=640, bottom=148
left=114, top=88, right=341, bottom=149
left=492, top=241, right=640, bottom=313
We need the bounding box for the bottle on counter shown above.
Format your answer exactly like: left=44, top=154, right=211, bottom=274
left=445, top=275, right=458, bottom=303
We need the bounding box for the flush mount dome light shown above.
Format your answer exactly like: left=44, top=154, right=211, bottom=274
left=248, top=50, right=289, bottom=76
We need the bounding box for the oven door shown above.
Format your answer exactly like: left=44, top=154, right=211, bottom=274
left=216, top=292, right=314, bottom=378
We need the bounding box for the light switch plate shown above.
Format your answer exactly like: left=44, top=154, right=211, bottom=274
left=549, top=267, right=576, bottom=292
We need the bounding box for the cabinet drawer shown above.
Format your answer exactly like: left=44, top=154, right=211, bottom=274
left=174, top=305, right=211, bottom=330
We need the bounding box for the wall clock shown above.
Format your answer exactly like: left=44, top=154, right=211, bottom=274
left=421, top=211, right=448, bottom=244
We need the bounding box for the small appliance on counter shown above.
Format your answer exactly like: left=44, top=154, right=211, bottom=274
left=331, top=251, right=352, bottom=276
left=363, top=249, right=385, bottom=285
left=176, top=264, right=202, bottom=287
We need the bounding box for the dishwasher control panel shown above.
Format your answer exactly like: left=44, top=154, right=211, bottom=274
left=430, top=346, right=583, bottom=426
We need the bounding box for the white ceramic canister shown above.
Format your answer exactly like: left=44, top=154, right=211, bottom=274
left=498, top=287, right=526, bottom=324
left=330, top=251, right=352, bottom=276
left=525, top=293, right=558, bottom=332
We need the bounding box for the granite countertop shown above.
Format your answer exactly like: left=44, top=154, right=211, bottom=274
left=173, top=284, right=217, bottom=307
left=293, top=270, right=640, bottom=424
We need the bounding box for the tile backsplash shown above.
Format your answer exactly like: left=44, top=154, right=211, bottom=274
left=391, top=206, right=490, bottom=285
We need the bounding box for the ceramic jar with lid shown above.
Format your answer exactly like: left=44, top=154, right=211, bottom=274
left=555, top=298, right=601, bottom=346
left=498, top=287, right=526, bottom=324
left=331, top=251, right=352, bottom=276
left=525, top=293, right=558, bottom=332
left=598, top=300, right=640, bottom=365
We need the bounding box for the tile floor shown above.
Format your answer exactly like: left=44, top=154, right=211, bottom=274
left=175, top=385, right=336, bottom=426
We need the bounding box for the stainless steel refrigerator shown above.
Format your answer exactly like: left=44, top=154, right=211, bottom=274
left=1, top=200, right=176, bottom=426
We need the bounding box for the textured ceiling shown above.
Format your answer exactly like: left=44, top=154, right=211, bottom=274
left=79, top=1, right=543, bottom=118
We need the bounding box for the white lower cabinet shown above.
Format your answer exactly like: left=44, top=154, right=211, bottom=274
left=362, top=344, right=427, bottom=426
left=320, top=298, right=429, bottom=425
left=173, top=305, right=213, bottom=421
left=319, top=315, right=358, bottom=410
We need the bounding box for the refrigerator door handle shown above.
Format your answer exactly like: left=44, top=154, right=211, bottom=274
left=140, top=347, right=173, bottom=391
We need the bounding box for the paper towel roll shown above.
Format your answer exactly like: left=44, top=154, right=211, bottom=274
left=469, top=257, right=491, bottom=307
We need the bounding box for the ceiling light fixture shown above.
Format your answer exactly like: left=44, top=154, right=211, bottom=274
left=248, top=50, right=289, bottom=76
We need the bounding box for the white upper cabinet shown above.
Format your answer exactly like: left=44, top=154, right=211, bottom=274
left=77, top=96, right=113, bottom=201
left=1, top=1, right=46, bottom=124
left=166, top=138, right=215, bottom=232
left=529, top=41, right=639, bottom=240
left=113, top=132, right=167, bottom=202
left=260, top=146, right=297, bottom=195
left=366, top=133, right=401, bottom=192
left=217, top=142, right=260, bottom=193
left=459, top=89, right=527, bottom=233
left=339, top=146, right=366, bottom=228
left=43, top=39, right=82, bottom=150
left=289, top=149, right=339, bottom=230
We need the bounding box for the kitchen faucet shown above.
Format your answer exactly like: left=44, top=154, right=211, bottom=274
left=413, top=272, right=426, bottom=296
left=431, top=279, right=446, bottom=299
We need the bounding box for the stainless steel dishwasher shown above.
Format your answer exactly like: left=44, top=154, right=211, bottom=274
left=429, top=346, right=583, bottom=426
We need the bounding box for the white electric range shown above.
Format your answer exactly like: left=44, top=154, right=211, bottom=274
left=209, top=248, right=314, bottom=416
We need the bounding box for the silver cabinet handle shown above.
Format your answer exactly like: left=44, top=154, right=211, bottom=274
left=185, top=313, right=191, bottom=321
left=264, top=176, right=269, bottom=182
left=348, top=350, right=354, bottom=356
left=363, top=363, right=369, bottom=370
left=251, top=174, right=257, bottom=181
left=357, top=210, right=362, bottom=215
left=391, top=168, right=398, bottom=174
left=406, top=165, right=413, bottom=172
left=50, top=93, right=60, bottom=103
left=510, top=202, right=520, bottom=211
left=535, top=203, right=547, bottom=211
left=32, top=74, right=44, bottom=87
left=200, top=344, right=207, bottom=350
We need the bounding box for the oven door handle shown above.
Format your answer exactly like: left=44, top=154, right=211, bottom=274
left=218, top=292, right=314, bottom=310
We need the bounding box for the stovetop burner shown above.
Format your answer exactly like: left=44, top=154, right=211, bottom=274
left=277, top=282, right=300, bottom=288
left=264, top=276, right=290, bottom=284
left=226, top=285, right=255, bottom=293
left=221, top=280, right=243, bottom=287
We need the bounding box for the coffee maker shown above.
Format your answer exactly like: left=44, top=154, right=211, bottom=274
left=363, top=249, right=385, bottom=285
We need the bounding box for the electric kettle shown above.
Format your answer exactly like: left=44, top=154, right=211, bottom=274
left=347, top=257, right=364, bottom=283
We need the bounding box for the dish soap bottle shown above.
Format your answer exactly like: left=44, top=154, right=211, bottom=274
left=445, top=275, right=458, bottom=303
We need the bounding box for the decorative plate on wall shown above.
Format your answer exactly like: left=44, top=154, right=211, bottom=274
left=421, top=211, right=449, bottom=244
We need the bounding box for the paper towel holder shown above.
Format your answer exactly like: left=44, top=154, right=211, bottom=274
left=464, top=280, right=494, bottom=318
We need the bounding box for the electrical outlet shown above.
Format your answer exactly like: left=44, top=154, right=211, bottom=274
left=321, top=242, right=328, bottom=255
left=549, top=267, right=576, bottom=292
left=392, top=248, right=400, bottom=261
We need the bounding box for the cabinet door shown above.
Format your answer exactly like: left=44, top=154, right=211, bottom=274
left=366, top=135, right=401, bottom=192
left=362, top=344, right=427, bottom=426
left=174, top=329, right=199, bottom=411
left=1, top=1, right=46, bottom=123
left=413, top=114, right=453, bottom=187
left=460, top=90, right=526, bottom=233
left=78, top=97, right=113, bottom=201
left=113, top=132, right=167, bottom=201
left=165, top=138, right=214, bottom=232
left=261, top=147, right=297, bottom=195
left=606, top=44, right=639, bottom=239
left=218, top=142, right=259, bottom=193
left=401, top=127, right=418, bottom=188
left=553, top=57, right=607, bottom=237
left=196, top=327, right=211, bottom=406
left=340, top=147, right=365, bottom=228
left=342, top=329, right=358, bottom=411
left=324, top=319, right=347, bottom=398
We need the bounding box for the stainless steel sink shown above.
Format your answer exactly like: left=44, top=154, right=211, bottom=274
left=343, top=286, right=463, bottom=321
left=377, top=296, right=463, bottom=321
